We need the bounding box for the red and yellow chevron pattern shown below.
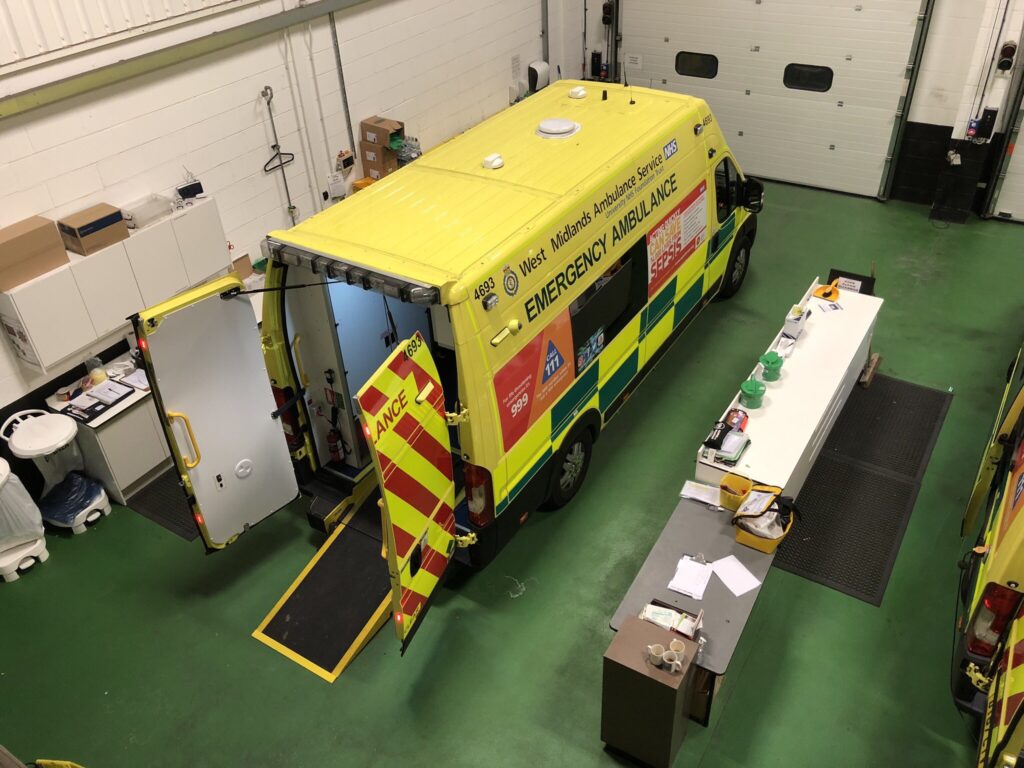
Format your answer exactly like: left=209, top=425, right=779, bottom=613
left=358, top=332, right=456, bottom=643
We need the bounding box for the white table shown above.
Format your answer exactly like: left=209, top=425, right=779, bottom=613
left=46, top=355, right=171, bottom=505
left=696, top=279, right=883, bottom=498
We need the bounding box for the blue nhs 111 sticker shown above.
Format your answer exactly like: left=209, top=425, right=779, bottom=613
left=663, top=139, right=678, bottom=160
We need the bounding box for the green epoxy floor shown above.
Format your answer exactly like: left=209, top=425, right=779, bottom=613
left=3, top=184, right=1024, bottom=767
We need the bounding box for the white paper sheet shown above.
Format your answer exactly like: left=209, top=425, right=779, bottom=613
left=89, top=379, right=132, bottom=405
left=121, top=369, right=150, bottom=391
left=712, top=555, right=761, bottom=597
left=680, top=480, right=720, bottom=506
left=668, top=556, right=713, bottom=600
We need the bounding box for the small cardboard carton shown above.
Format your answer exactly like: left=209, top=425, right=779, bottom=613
left=0, top=216, right=70, bottom=292
left=57, top=203, right=129, bottom=255
left=360, top=141, right=399, bottom=180
left=360, top=116, right=405, bottom=149
left=232, top=254, right=254, bottom=280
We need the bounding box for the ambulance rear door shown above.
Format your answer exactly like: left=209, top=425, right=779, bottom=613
left=134, top=275, right=299, bottom=550
left=356, top=331, right=458, bottom=652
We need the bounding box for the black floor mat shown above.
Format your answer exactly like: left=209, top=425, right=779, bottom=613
left=259, top=524, right=391, bottom=674
left=772, top=374, right=951, bottom=605
left=125, top=467, right=198, bottom=542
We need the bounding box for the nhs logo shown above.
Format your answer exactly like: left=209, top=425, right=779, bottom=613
left=663, top=139, right=678, bottom=161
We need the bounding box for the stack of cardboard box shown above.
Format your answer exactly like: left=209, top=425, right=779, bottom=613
left=359, top=115, right=405, bottom=181
left=0, top=203, right=130, bottom=292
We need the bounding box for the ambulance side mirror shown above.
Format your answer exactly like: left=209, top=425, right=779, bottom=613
left=742, top=177, right=764, bottom=214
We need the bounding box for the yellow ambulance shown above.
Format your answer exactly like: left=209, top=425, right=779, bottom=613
left=133, top=80, right=763, bottom=658
left=954, top=337, right=1024, bottom=766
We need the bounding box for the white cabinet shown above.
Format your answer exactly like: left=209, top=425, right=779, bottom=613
left=77, top=395, right=171, bottom=505
left=124, top=218, right=189, bottom=307
left=70, top=242, right=144, bottom=336
left=171, top=198, right=229, bottom=286
left=0, top=195, right=230, bottom=374
left=0, top=265, right=97, bottom=370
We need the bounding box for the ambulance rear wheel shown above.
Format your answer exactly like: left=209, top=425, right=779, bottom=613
left=545, top=429, right=594, bottom=509
left=716, top=237, right=751, bottom=300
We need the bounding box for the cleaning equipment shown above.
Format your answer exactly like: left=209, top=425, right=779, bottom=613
left=731, top=484, right=794, bottom=553
left=1, top=410, right=110, bottom=534
left=739, top=378, right=766, bottom=409
left=759, top=351, right=784, bottom=382
left=0, top=458, right=47, bottom=582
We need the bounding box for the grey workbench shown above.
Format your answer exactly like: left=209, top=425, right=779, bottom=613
left=610, top=497, right=775, bottom=676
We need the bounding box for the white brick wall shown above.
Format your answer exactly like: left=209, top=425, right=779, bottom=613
left=0, top=0, right=542, bottom=408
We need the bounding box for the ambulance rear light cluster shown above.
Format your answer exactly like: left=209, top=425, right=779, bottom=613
left=967, top=582, right=1021, bottom=657
left=465, top=462, right=495, bottom=528
left=266, top=240, right=440, bottom=305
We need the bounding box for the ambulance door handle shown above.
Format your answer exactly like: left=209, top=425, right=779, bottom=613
left=167, top=411, right=201, bottom=469
left=490, top=319, right=523, bottom=347
left=416, top=382, right=435, bottom=404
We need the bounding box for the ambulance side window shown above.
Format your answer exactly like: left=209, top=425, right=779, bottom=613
left=569, top=236, right=648, bottom=374
left=715, top=158, right=738, bottom=223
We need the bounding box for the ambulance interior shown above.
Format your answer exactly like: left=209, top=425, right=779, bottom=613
left=277, top=264, right=462, bottom=506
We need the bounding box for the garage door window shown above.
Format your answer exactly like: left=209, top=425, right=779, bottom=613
left=715, top=158, right=738, bottom=223
left=675, top=51, right=718, bottom=79
left=784, top=63, right=833, bottom=92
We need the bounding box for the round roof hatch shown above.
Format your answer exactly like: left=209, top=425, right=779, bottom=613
left=537, top=118, right=580, bottom=139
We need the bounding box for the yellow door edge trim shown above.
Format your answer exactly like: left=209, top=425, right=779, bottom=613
left=138, top=274, right=245, bottom=330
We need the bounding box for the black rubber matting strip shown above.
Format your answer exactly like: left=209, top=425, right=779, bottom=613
left=125, top=467, right=198, bottom=542
left=255, top=517, right=391, bottom=678
left=772, top=374, right=951, bottom=606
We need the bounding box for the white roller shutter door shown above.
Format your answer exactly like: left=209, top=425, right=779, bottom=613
left=620, top=0, right=925, bottom=196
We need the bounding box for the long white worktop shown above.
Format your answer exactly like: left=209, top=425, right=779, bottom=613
left=696, top=279, right=883, bottom=497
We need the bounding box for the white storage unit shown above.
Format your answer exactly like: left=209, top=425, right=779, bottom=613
left=993, top=143, right=1024, bottom=221
left=70, top=243, right=145, bottom=336
left=0, top=265, right=97, bottom=370
left=618, top=0, right=926, bottom=196
left=123, top=217, right=190, bottom=307
left=75, top=396, right=171, bottom=506
left=171, top=198, right=230, bottom=286
left=0, top=196, right=229, bottom=374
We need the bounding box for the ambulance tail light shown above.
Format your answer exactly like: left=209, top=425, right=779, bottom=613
left=967, top=582, right=1020, bottom=657
left=465, top=462, right=494, bottom=528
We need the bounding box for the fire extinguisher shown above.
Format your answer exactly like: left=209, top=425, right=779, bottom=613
left=327, top=427, right=343, bottom=463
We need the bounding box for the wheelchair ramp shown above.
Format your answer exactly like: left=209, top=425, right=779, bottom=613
left=253, top=495, right=391, bottom=682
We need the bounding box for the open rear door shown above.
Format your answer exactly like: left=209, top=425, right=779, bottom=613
left=134, top=275, right=299, bottom=549
left=356, top=331, right=457, bottom=652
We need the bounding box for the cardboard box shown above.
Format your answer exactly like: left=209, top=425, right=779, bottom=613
left=361, top=141, right=399, bottom=180
left=0, top=216, right=70, bottom=292
left=57, top=203, right=129, bottom=255
left=232, top=254, right=254, bottom=280
left=360, top=115, right=405, bottom=149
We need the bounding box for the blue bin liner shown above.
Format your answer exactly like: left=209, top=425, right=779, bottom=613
left=39, top=472, right=103, bottom=526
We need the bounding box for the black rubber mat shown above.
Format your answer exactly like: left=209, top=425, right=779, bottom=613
left=261, top=524, right=390, bottom=673
left=125, top=467, right=198, bottom=542
left=772, top=374, right=951, bottom=605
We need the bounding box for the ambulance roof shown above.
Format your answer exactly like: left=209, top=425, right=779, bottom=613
left=268, top=81, right=704, bottom=292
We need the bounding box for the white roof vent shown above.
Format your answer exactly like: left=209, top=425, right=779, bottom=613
left=537, top=118, right=581, bottom=139
left=482, top=153, right=505, bottom=169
